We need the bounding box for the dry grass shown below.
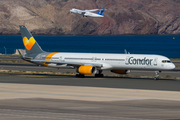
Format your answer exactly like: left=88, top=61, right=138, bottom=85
left=0, top=59, right=29, bottom=63
left=0, top=70, right=75, bottom=75
left=170, top=58, right=180, bottom=61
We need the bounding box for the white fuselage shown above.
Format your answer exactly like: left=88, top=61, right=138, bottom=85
left=35, top=52, right=175, bottom=71
left=70, top=9, right=104, bottom=17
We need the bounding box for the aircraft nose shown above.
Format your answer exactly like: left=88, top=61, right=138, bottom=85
left=170, top=63, right=176, bottom=69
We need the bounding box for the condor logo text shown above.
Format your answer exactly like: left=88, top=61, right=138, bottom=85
left=128, top=57, right=153, bottom=65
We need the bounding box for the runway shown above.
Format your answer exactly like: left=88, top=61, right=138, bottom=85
left=0, top=72, right=180, bottom=119
left=0, top=82, right=180, bottom=120
left=0, top=72, right=180, bottom=91
left=0, top=57, right=180, bottom=120
left=1, top=97, right=180, bottom=120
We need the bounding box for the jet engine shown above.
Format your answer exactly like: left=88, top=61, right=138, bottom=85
left=111, top=69, right=130, bottom=74
left=77, top=65, right=97, bottom=75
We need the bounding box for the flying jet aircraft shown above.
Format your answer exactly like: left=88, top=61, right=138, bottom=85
left=19, top=25, right=175, bottom=79
left=70, top=8, right=105, bottom=17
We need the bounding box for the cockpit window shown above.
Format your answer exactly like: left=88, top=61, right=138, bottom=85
left=162, top=60, right=172, bottom=63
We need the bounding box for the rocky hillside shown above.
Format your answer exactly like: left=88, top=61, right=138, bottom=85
left=0, top=0, right=180, bottom=35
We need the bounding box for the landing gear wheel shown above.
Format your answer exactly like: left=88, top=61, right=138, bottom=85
left=95, top=74, right=104, bottom=77
left=95, top=70, right=104, bottom=77
left=76, top=74, right=84, bottom=78
left=76, top=74, right=79, bottom=77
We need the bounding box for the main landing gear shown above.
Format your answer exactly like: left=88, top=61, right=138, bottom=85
left=95, top=70, right=104, bottom=77
left=76, top=70, right=104, bottom=78
left=154, top=71, right=161, bottom=80
left=76, top=74, right=85, bottom=78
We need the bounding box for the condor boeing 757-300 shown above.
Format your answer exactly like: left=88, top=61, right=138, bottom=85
left=19, top=25, right=175, bottom=80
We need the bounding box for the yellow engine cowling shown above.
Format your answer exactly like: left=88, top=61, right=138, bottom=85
left=111, top=69, right=130, bottom=74
left=78, top=65, right=97, bottom=75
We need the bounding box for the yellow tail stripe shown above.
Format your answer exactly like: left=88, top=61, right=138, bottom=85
left=45, top=52, right=59, bottom=61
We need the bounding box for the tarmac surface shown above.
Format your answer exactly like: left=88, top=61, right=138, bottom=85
left=0, top=72, right=180, bottom=91
left=0, top=56, right=180, bottom=120
left=0, top=83, right=180, bottom=120
left=0, top=71, right=180, bottom=120
left=0, top=98, right=180, bottom=120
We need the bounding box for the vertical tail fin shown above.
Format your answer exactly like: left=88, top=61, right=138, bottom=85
left=96, top=8, right=105, bottom=15
left=19, top=25, right=44, bottom=56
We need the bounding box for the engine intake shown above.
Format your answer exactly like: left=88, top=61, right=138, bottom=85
left=78, top=65, right=97, bottom=75
left=111, top=69, right=130, bottom=74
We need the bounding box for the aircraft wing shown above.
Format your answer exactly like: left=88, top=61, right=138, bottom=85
left=31, top=60, right=103, bottom=67
left=85, top=9, right=99, bottom=12
left=81, top=12, right=86, bottom=16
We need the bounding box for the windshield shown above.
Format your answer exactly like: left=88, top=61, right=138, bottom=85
left=162, top=60, right=172, bottom=63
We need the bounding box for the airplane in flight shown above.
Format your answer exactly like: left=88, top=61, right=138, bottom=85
left=19, top=25, right=175, bottom=80
left=70, top=8, right=105, bottom=17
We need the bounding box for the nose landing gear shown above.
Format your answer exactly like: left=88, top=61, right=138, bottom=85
left=154, top=71, right=161, bottom=80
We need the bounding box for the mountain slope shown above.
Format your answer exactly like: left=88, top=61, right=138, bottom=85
left=0, top=0, right=180, bottom=35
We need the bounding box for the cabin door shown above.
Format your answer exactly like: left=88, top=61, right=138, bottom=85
left=153, top=57, right=158, bottom=66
